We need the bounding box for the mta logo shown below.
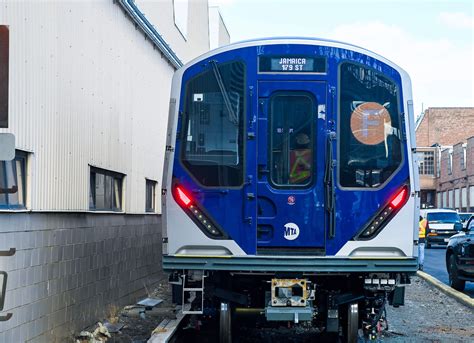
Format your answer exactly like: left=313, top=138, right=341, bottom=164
left=284, top=223, right=300, bottom=241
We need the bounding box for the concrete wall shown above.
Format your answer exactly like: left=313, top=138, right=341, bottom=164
left=0, top=213, right=161, bottom=343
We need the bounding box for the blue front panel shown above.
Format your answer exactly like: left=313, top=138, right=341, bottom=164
left=172, top=43, right=409, bottom=256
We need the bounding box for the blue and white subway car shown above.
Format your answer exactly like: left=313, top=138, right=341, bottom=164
left=162, top=38, right=419, bottom=342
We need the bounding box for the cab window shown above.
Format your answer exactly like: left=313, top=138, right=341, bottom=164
left=339, top=62, right=403, bottom=188
left=181, top=61, right=245, bottom=187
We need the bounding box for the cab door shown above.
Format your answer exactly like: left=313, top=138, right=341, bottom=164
left=256, top=81, right=327, bottom=254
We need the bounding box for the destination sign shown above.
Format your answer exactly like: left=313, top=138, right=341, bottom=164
left=259, top=55, right=326, bottom=73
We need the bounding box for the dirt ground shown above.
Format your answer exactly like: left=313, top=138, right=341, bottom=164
left=79, top=276, right=474, bottom=342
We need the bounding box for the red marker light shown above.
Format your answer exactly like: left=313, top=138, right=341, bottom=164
left=390, top=187, right=407, bottom=208
left=176, top=186, right=192, bottom=207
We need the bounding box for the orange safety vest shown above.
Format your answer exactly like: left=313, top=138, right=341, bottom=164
left=419, top=218, right=427, bottom=239
left=289, top=149, right=312, bottom=184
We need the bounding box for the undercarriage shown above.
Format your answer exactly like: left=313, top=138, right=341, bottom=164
left=169, top=270, right=411, bottom=342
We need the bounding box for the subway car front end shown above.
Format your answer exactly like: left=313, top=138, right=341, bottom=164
left=161, top=38, right=419, bottom=342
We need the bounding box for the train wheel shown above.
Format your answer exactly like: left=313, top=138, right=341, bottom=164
left=219, top=302, right=232, bottom=343
left=343, top=302, right=359, bottom=343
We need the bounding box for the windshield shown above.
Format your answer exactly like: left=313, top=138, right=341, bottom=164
left=339, top=62, right=402, bottom=188
left=459, top=213, right=472, bottom=222
left=181, top=60, right=245, bottom=187
left=427, top=212, right=461, bottom=224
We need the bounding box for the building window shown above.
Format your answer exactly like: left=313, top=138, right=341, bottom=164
left=448, top=150, right=453, bottom=174
left=461, top=144, right=467, bottom=170
left=442, top=191, right=447, bottom=208
left=0, top=150, right=27, bottom=209
left=455, top=188, right=460, bottom=209
left=418, top=151, right=434, bottom=175
left=89, top=167, right=123, bottom=211
left=461, top=187, right=467, bottom=210
left=173, top=0, right=189, bottom=38
left=470, top=186, right=474, bottom=211
left=448, top=190, right=453, bottom=208
left=145, top=179, right=157, bottom=213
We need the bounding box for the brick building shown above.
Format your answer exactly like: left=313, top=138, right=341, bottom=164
left=416, top=107, right=474, bottom=147
left=415, top=107, right=474, bottom=209
left=437, top=138, right=474, bottom=211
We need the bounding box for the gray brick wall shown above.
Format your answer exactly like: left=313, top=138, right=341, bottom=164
left=0, top=213, right=162, bottom=343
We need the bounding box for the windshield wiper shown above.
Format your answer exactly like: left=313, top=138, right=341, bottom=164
left=325, top=131, right=336, bottom=238
left=210, top=60, right=239, bottom=125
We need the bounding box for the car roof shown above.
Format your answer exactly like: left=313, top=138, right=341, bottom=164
left=420, top=209, right=458, bottom=216
left=421, top=209, right=457, bottom=213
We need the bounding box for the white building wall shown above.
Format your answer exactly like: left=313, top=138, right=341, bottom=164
left=209, top=6, right=230, bottom=51
left=0, top=0, right=214, bottom=213
left=136, top=0, right=211, bottom=63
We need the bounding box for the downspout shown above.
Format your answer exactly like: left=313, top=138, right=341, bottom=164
left=117, top=0, right=183, bottom=69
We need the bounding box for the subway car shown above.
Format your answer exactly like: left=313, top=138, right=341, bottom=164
left=161, top=37, right=419, bottom=342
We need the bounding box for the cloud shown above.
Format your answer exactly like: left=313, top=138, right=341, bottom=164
left=439, top=11, right=474, bottom=29
left=327, top=21, right=473, bottom=116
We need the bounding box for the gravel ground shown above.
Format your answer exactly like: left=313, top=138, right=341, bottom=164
left=79, top=276, right=474, bottom=342
left=382, top=276, right=474, bottom=342
left=77, top=280, right=174, bottom=343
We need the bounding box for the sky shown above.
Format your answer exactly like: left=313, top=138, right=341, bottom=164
left=210, top=0, right=474, bottom=118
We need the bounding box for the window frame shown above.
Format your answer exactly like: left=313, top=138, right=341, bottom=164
left=268, top=90, right=316, bottom=189
left=337, top=60, right=405, bottom=190
left=179, top=60, right=247, bottom=189
left=145, top=179, right=157, bottom=213
left=0, top=150, right=27, bottom=210
left=418, top=151, right=435, bottom=175
left=89, top=166, right=124, bottom=212
left=461, top=145, right=467, bottom=170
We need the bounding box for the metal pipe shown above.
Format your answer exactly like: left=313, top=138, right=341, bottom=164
left=116, top=0, right=183, bottom=69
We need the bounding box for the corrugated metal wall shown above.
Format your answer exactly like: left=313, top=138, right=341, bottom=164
left=0, top=0, right=210, bottom=213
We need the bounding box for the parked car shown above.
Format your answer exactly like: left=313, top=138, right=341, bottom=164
left=458, top=212, right=473, bottom=229
left=446, top=216, right=474, bottom=291
left=420, top=209, right=463, bottom=248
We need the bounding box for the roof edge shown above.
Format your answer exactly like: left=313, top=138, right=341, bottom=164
left=117, top=0, right=183, bottom=69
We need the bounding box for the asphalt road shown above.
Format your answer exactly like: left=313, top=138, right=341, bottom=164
left=423, top=245, right=474, bottom=298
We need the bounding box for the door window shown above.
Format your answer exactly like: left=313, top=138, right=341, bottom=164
left=270, top=92, right=314, bottom=187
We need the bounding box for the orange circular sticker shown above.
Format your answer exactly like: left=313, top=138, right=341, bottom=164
left=350, top=102, right=391, bottom=145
